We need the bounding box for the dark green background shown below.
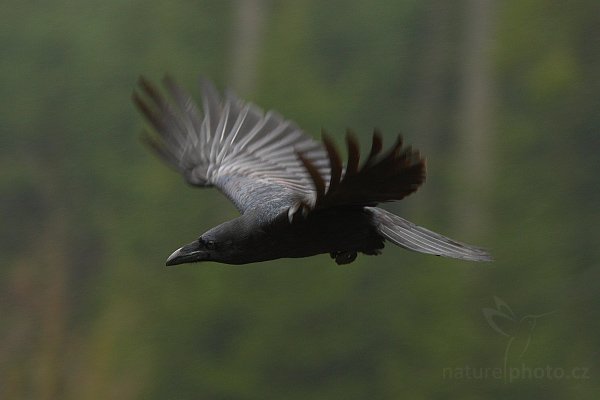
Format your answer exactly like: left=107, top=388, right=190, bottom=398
left=2, top=0, right=599, bottom=398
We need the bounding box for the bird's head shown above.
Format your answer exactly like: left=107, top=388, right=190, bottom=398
left=165, top=215, right=261, bottom=266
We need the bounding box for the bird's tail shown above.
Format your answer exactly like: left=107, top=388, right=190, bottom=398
left=368, top=207, right=493, bottom=262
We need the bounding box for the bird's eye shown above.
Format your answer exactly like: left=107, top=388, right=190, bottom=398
left=205, top=240, right=216, bottom=250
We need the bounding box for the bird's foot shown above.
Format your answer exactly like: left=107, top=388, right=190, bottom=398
left=362, top=248, right=382, bottom=256
left=330, top=251, right=357, bottom=265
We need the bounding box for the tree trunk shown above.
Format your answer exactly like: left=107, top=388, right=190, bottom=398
left=453, top=0, right=496, bottom=238
left=229, top=0, right=268, bottom=96
left=409, top=1, right=453, bottom=219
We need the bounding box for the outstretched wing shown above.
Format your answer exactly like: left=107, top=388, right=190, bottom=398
left=293, top=131, right=426, bottom=217
left=133, top=76, right=330, bottom=221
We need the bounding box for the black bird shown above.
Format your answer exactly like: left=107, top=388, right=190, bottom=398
left=133, top=76, right=492, bottom=266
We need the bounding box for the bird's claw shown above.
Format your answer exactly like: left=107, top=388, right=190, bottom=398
left=330, top=251, right=357, bottom=265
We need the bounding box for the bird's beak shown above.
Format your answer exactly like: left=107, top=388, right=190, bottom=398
left=165, top=241, right=208, bottom=266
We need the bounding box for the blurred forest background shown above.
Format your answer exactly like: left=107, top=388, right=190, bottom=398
left=1, top=0, right=599, bottom=398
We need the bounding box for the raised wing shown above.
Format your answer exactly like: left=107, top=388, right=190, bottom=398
left=293, top=131, right=426, bottom=216
left=133, top=76, right=330, bottom=220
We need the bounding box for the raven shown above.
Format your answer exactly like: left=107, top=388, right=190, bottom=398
left=133, top=76, right=492, bottom=266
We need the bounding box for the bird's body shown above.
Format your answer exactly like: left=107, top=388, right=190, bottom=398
left=133, top=76, right=492, bottom=266
left=194, top=206, right=383, bottom=265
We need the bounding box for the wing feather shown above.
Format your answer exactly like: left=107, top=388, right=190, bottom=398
left=295, top=131, right=426, bottom=212
left=134, top=76, right=329, bottom=219
left=135, top=75, right=425, bottom=223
